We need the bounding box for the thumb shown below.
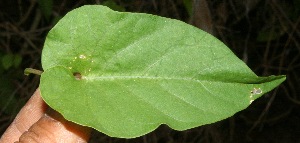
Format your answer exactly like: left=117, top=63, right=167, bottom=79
left=16, top=109, right=91, bottom=143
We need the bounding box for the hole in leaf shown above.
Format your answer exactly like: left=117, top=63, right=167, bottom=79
left=250, top=88, right=262, bottom=95
left=73, top=72, right=82, bottom=80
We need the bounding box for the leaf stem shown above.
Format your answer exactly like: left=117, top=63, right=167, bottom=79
left=24, top=68, right=43, bottom=76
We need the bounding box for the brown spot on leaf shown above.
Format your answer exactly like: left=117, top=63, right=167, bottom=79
left=73, top=72, right=82, bottom=80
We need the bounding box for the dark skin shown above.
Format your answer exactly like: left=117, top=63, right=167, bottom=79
left=0, top=88, right=92, bottom=143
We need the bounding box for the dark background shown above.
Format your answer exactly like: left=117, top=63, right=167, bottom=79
left=0, top=0, right=299, bottom=142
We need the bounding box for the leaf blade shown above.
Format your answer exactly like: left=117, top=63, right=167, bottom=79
left=40, top=5, right=286, bottom=138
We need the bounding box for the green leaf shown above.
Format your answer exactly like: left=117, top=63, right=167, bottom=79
left=1, top=54, right=22, bottom=69
left=40, top=5, right=286, bottom=138
left=2, top=54, right=14, bottom=70
left=13, top=54, right=22, bottom=68
left=102, top=0, right=125, bottom=12
left=38, top=0, right=53, bottom=20
left=183, top=0, right=193, bottom=16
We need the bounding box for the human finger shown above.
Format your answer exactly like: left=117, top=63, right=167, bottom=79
left=0, top=88, right=48, bottom=142
left=16, top=109, right=92, bottom=143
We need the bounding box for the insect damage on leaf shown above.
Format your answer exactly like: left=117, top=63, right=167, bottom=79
left=251, top=88, right=262, bottom=95
left=79, top=54, right=87, bottom=59
left=249, top=88, right=263, bottom=104
left=73, top=72, right=82, bottom=80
